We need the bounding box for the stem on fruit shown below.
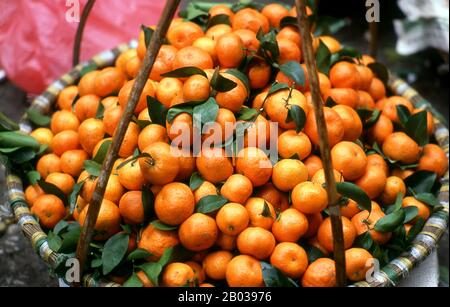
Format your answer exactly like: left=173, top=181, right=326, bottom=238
left=295, top=0, right=347, bottom=287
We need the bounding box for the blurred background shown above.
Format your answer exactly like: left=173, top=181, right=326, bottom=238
left=0, top=0, right=448, bottom=287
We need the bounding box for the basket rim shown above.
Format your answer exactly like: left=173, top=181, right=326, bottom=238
left=6, top=40, right=449, bottom=288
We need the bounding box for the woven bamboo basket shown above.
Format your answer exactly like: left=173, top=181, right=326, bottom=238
left=5, top=39, right=449, bottom=287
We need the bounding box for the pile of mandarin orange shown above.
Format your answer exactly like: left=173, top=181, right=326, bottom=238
left=24, top=2, right=448, bottom=287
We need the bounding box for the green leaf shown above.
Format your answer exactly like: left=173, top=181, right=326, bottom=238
left=385, top=193, right=404, bottom=214
left=138, top=262, right=163, bottom=286
left=261, top=261, right=298, bottom=287
left=404, top=171, right=437, bottom=194
left=166, top=105, right=193, bottom=124
left=406, top=218, right=425, bottom=243
left=196, top=195, right=228, bottom=214
left=368, top=62, right=389, bottom=86
left=161, top=66, right=207, bottom=79
left=414, top=193, right=441, bottom=207
left=0, top=111, right=20, bottom=131
left=80, top=64, right=97, bottom=77
left=396, top=105, right=411, bottom=127
left=238, top=108, right=259, bottom=121
left=189, top=172, right=205, bottom=191
left=210, top=68, right=237, bottom=93
left=127, top=248, right=152, bottom=261
left=54, top=220, right=69, bottom=236
left=267, top=82, right=290, bottom=97
left=93, top=140, right=111, bottom=164
left=38, top=180, right=68, bottom=205
left=336, top=182, right=371, bottom=212
left=179, top=2, right=209, bottom=21
left=95, top=103, right=105, bottom=120
left=115, top=152, right=150, bottom=170
left=226, top=69, right=250, bottom=95
left=10, top=148, right=36, bottom=164
left=147, top=96, right=167, bottom=126
left=207, top=14, right=231, bottom=28
left=90, top=258, right=102, bottom=269
left=141, top=25, right=154, bottom=47
left=136, top=119, right=151, bottom=130
left=47, top=231, right=63, bottom=251
left=141, top=187, right=155, bottom=220
left=102, top=232, right=130, bottom=275
left=280, top=16, right=298, bottom=28
left=316, top=40, right=332, bottom=75
left=193, top=97, right=219, bottom=125
left=83, top=160, right=102, bottom=177
left=302, top=244, right=325, bottom=264
left=405, top=110, right=429, bottom=146
left=123, top=273, right=144, bottom=287
left=26, top=171, right=41, bottom=186
left=365, top=109, right=381, bottom=129
left=354, top=232, right=374, bottom=250
left=402, top=206, right=419, bottom=224
left=279, top=61, right=306, bottom=87
left=0, top=131, right=41, bottom=149
left=69, top=180, right=85, bottom=214
left=261, top=201, right=273, bottom=218
left=58, top=223, right=81, bottom=253
left=151, top=220, right=178, bottom=231
left=258, top=29, right=280, bottom=65
left=374, top=210, right=406, bottom=233
left=285, top=105, right=307, bottom=133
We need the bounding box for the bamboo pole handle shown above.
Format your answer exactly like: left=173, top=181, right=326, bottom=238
left=295, top=0, right=347, bottom=287
left=73, top=0, right=96, bottom=66
left=75, top=0, right=181, bottom=283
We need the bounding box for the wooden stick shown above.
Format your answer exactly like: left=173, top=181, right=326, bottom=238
left=73, top=0, right=96, bottom=66
left=295, top=0, right=347, bottom=287
left=75, top=0, right=181, bottom=282
left=369, top=21, right=379, bottom=58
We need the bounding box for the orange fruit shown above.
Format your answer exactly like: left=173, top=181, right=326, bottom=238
left=216, top=33, right=245, bottom=68
left=270, top=242, right=308, bottom=279
left=418, top=144, right=448, bottom=177
left=292, top=181, right=328, bottom=214
left=277, top=38, right=301, bottom=64
left=137, top=108, right=151, bottom=122
left=367, top=114, right=394, bottom=145
left=203, top=250, right=233, bottom=281
left=162, top=263, right=195, bottom=287
left=203, top=108, right=236, bottom=143
left=102, top=103, right=123, bottom=136
left=215, top=73, right=248, bottom=112
left=216, top=202, right=250, bottom=236
left=236, top=147, right=273, bottom=187
left=51, top=130, right=80, bottom=156
left=118, top=191, right=144, bottom=225
left=205, top=24, right=232, bottom=40
left=242, top=114, right=271, bottom=149
left=166, top=113, right=193, bottom=143
left=226, top=255, right=264, bottom=287
left=255, top=183, right=282, bottom=210
left=304, top=155, right=323, bottom=179
left=78, top=199, right=121, bottom=241
left=73, top=94, right=101, bottom=122
left=118, top=122, right=140, bottom=158
left=78, top=70, right=100, bottom=96
left=186, top=261, right=206, bottom=285
left=272, top=159, right=308, bottom=192
left=183, top=75, right=211, bottom=102
left=155, top=182, right=194, bottom=226
left=352, top=209, right=392, bottom=245
left=356, top=90, right=376, bottom=110
left=125, top=55, right=141, bottom=79
left=237, top=227, right=276, bottom=260
left=234, top=29, right=260, bottom=55
left=367, top=153, right=389, bottom=177
left=138, top=224, right=179, bottom=262
left=391, top=168, right=414, bottom=180
left=355, top=65, right=374, bottom=91
left=115, top=49, right=137, bottom=74
left=277, top=26, right=301, bottom=47
left=78, top=118, right=105, bottom=155
left=50, top=110, right=80, bottom=134
left=355, top=165, right=387, bottom=200
left=193, top=36, right=218, bottom=64
left=331, top=141, right=367, bottom=180
left=264, top=89, right=308, bottom=130
left=220, top=175, right=253, bottom=205
left=149, top=45, right=178, bottom=82
left=248, top=59, right=271, bottom=90
left=330, top=62, right=360, bottom=89
left=94, top=67, right=126, bottom=97
left=304, top=107, right=345, bottom=148
left=60, top=149, right=89, bottom=177
left=368, top=78, right=386, bottom=101
left=136, top=271, right=154, bottom=288
left=139, top=142, right=180, bottom=185
left=402, top=197, right=431, bottom=223
left=137, top=124, right=168, bottom=152
left=45, top=172, right=75, bottom=195
left=173, top=148, right=196, bottom=182
left=416, top=109, right=435, bottom=136
left=332, top=105, right=363, bottom=142
left=156, top=77, right=183, bottom=108
left=261, top=3, right=289, bottom=28
left=314, top=36, right=342, bottom=54
left=57, top=85, right=79, bottom=110
left=232, top=8, right=270, bottom=34
left=117, top=156, right=145, bottom=191
left=345, top=248, right=374, bottom=282
left=194, top=181, right=218, bottom=204
left=25, top=184, right=44, bottom=208
left=380, top=176, right=406, bottom=205
left=31, top=194, right=66, bottom=229
left=317, top=216, right=356, bottom=253
left=340, top=199, right=362, bottom=220
left=245, top=197, right=276, bottom=230
left=167, top=21, right=204, bottom=49
left=304, top=212, right=324, bottom=238
left=215, top=232, right=237, bottom=251
left=118, top=79, right=156, bottom=114
left=278, top=130, right=312, bottom=160
left=173, top=46, right=214, bottom=71
left=361, top=54, right=376, bottom=66
left=311, top=168, right=344, bottom=185
left=382, top=132, right=421, bottom=164
left=209, top=4, right=235, bottom=21
left=302, top=258, right=337, bottom=288
left=36, top=153, right=61, bottom=179
left=272, top=208, right=309, bottom=242
left=179, top=213, right=218, bottom=251
left=381, top=96, right=414, bottom=123
left=30, top=128, right=53, bottom=148
left=196, top=147, right=233, bottom=184
left=324, top=88, right=359, bottom=109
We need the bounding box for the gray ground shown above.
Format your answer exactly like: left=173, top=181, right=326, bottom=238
left=0, top=0, right=448, bottom=287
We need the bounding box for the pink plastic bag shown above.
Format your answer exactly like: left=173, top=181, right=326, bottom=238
left=0, top=0, right=167, bottom=94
